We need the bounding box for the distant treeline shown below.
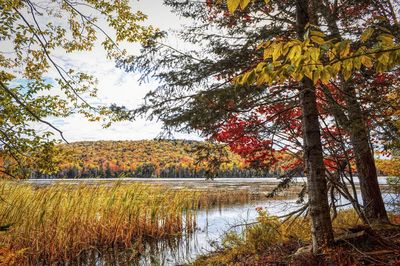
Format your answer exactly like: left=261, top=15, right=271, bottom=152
left=29, top=140, right=303, bottom=179
left=31, top=165, right=281, bottom=179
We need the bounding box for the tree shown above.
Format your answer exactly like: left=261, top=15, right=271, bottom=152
left=0, top=0, right=155, bottom=178
left=123, top=0, right=400, bottom=250
left=313, top=0, right=395, bottom=223
left=223, top=0, right=399, bottom=224
left=294, top=0, right=334, bottom=250
left=128, top=0, right=336, bottom=251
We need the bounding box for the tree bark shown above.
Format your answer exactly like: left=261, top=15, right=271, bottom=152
left=317, top=1, right=389, bottom=224
left=344, top=85, right=389, bottom=223
left=296, top=0, right=334, bottom=252
left=301, top=78, right=335, bottom=252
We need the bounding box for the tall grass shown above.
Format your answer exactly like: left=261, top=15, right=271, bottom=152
left=0, top=180, right=268, bottom=264
left=0, top=181, right=203, bottom=264
left=191, top=209, right=372, bottom=266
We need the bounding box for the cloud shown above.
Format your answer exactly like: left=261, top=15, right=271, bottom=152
left=20, top=1, right=202, bottom=142
left=47, top=114, right=201, bottom=142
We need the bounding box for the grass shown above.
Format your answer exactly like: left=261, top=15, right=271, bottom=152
left=190, top=209, right=400, bottom=266
left=0, top=180, right=269, bottom=264
left=0, top=180, right=202, bottom=264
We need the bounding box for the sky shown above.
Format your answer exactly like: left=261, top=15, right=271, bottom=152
left=23, top=0, right=202, bottom=142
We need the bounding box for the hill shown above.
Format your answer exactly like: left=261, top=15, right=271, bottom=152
left=33, top=139, right=273, bottom=179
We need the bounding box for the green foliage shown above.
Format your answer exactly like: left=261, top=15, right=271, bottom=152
left=0, top=0, right=156, bottom=178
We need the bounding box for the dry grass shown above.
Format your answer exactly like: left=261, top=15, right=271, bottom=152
left=190, top=209, right=400, bottom=266
left=0, top=180, right=265, bottom=264
left=0, top=180, right=204, bottom=264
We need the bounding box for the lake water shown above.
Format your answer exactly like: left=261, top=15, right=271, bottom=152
left=27, top=176, right=390, bottom=186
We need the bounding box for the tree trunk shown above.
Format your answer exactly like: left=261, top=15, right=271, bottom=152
left=301, top=78, right=335, bottom=252
left=344, top=85, right=389, bottom=223
left=318, top=2, right=389, bottom=224
left=296, top=0, right=334, bottom=252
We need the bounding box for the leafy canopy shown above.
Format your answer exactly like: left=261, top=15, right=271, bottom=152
left=0, top=0, right=156, bottom=178
left=223, top=0, right=400, bottom=86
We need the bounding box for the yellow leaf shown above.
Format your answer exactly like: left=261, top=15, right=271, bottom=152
left=360, top=27, right=374, bottom=42
left=263, top=49, right=271, bottom=59
left=312, top=68, right=321, bottom=84
left=328, top=48, right=337, bottom=61
left=287, top=45, right=301, bottom=60
left=310, top=30, right=325, bottom=38
left=360, top=56, right=373, bottom=68
left=378, top=53, right=390, bottom=65
left=332, top=62, right=341, bottom=73
left=227, top=0, right=241, bottom=13
left=257, top=73, right=270, bottom=85
left=240, top=0, right=251, bottom=9
left=309, top=47, right=320, bottom=62
left=339, top=42, right=350, bottom=58
left=353, top=57, right=361, bottom=70
left=257, top=40, right=270, bottom=50
left=255, top=62, right=266, bottom=72
left=343, top=59, right=353, bottom=72
left=311, top=36, right=325, bottom=45
left=378, top=33, right=394, bottom=45
left=272, top=43, right=282, bottom=62
left=342, top=68, right=352, bottom=80
left=291, top=72, right=303, bottom=81
left=303, top=66, right=313, bottom=80
left=320, top=68, right=331, bottom=84
left=282, top=43, right=291, bottom=55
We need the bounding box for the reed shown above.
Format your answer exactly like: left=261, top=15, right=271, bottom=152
left=0, top=180, right=203, bottom=264
left=0, top=180, right=266, bottom=264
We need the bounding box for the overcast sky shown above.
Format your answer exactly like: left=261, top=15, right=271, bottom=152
left=30, top=0, right=202, bottom=142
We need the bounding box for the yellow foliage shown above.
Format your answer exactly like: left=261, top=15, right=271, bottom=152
left=376, top=158, right=400, bottom=177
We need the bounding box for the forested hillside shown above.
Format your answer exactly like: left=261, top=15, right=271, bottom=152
left=28, top=140, right=397, bottom=179
left=32, top=140, right=297, bottom=179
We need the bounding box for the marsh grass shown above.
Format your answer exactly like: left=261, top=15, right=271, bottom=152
left=191, top=209, right=400, bottom=265
left=0, top=180, right=265, bottom=264
left=0, top=180, right=205, bottom=264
